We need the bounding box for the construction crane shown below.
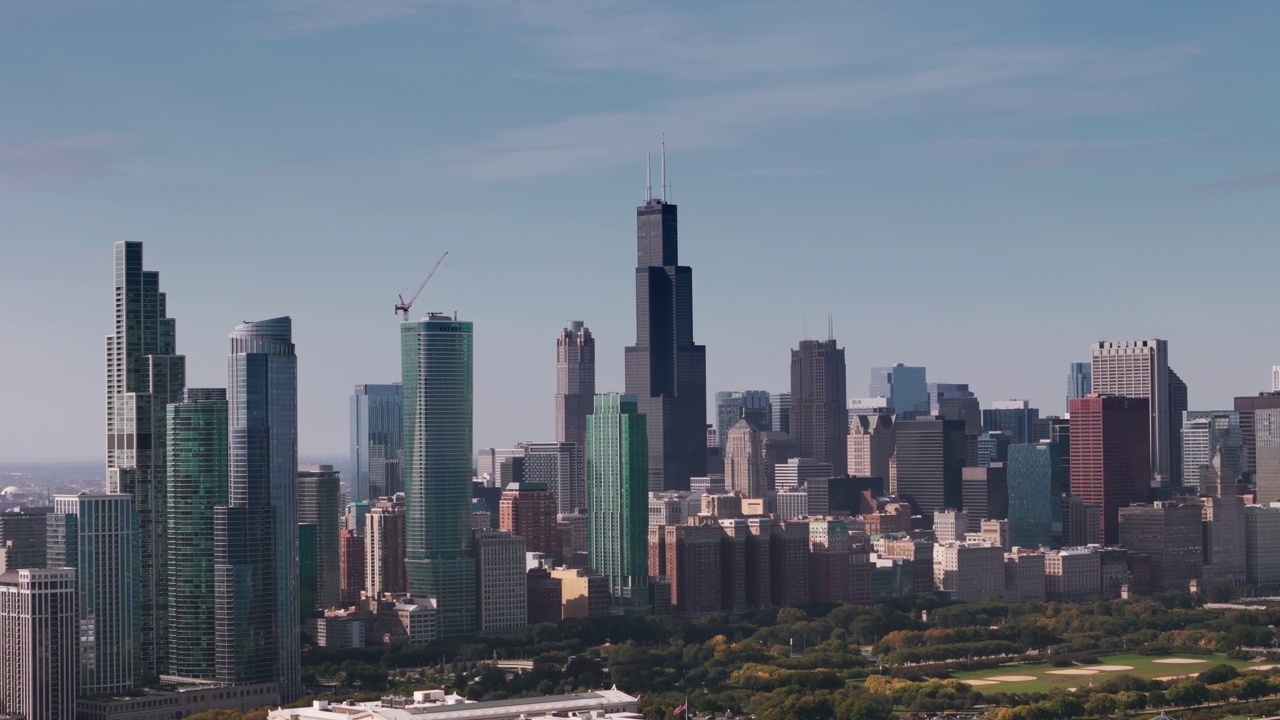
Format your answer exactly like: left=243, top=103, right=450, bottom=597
left=395, top=251, right=448, bottom=320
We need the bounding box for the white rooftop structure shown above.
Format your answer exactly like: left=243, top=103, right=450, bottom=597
left=267, top=688, right=641, bottom=720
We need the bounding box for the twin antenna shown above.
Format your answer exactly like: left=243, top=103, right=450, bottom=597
left=644, top=137, right=669, bottom=203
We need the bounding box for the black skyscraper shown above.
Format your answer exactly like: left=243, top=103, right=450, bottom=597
left=624, top=159, right=707, bottom=491
left=790, top=338, right=848, bottom=472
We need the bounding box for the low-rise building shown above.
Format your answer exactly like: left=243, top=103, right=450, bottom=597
left=1045, top=547, right=1101, bottom=602
left=934, top=541, right=1004, bottom=602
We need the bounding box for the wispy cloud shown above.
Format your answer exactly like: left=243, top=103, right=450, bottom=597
left=0, top=134, right=126, bottom=190
left=1176, top=171, right=1280, bottom=196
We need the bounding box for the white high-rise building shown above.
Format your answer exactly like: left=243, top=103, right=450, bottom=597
left=1274, top=366, right=1280, bottom=392
left=49, top=494, right=139, bottom=694
left=1091, top=339, right=1171, bottom=482
left=0, top=568, right=78, bottom=720
left=773, top=458, right=833, bottom=491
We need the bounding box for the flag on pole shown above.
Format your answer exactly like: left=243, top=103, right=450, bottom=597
left=674, top=702, right=687, bottom=715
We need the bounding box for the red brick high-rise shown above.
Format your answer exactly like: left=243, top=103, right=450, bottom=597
left=499, top=482, right=562, bottom=564
left=1069, top=395, right=1151, bottom=545
left=338, top=529, right=364, bottom=604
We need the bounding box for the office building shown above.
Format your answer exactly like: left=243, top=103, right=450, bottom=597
left=1061, top=494, right=1100, bottom=548
left=1182, top=411, right=1243, bottom=492
left=402, top=313, right=476, bottom=637
left=166, top=387, right=226, bottom=678
left=586, top=393, right=650, bottom=612
left=848, top=413, right=894, bottom=480
left=106, top=241, right=186, bottom=678
left=982, top=400, right=1039, bottom=444
left=771, top=392, right=791, bottom=435
left=1044, top=548, right=1101, bottom=602
left=366, top=496, right=406, bottom=597
left=338, top=529, right=364, bottom=604
left=977, top=431, right=1013, bottom=467
left=1069, top=395, right=1151, bottom=545
left=623, top=175, right=707, bottom=492
left=1252, top=403, right=1280, bottom=503
left=938, top=397, right=982, bottom=436
left=933, top=542, right=1004, bottom=602
left=298, top=523, right=318, bottom=613
left=1168, top=368, right=1188, bottom=486
left=650, top=522, right=723, bottom=616
left=522, top=442, right=585, bottom=515
left=1200, top=475, right=1246, bottom=587
left=1007, top=442, right=1064, bottom=548
left=807, top=476, right=882, bottom=517
left=473, top=530, right=527, bottom=635
left=1090, top=339, right=1172, bottom=483
left=1235, top=392, right=1280, bottom=480
left=214, top=317, right=300, bottom=699
left=934, top=510, right=969, bottom=544
left=773, top=457, right=833, bottom=492
left=929, top=382, right=975, bottom=415
left=894, top=417, right=971, bottom=516
left=776, top=489, right=809, bottom=520
left=715, top=391, right=772, bottom=447
left=556, top=321, right=596, bottom=470
left=724, top=416, right=767, bottom=498
left=48, top=494, right=138, bottom=693
left=1245, top=505, right=1280, bottom=591
left=0, top=508, right=50, bottom=572
left=962, top=465, right=1008, bottom=523
left=0, top=568, right=78, bottom=720
left=350, top=384, right=403, bottom=502
left=298, top=465, right=341, bottom=609
left=1118, top=501, right=1203, bottom=592
left=1067, top=362, right=1092, bottom=406
left=790, top=338, right=848, bottom=472
left=476, top=448, right=525, bottom=486
left=870, top=364, right=929, bottom=420
left=499, top=483, right=562, bottom=564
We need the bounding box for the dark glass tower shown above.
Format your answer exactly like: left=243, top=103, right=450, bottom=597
left=623, top=165, right=707, bottom=492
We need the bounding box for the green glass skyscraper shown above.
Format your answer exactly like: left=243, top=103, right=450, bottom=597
left=166, top=388, right=227, bottom=679
left=402, top=313, right=475, bottom=637
left=586, top=393, right=649, bottom=613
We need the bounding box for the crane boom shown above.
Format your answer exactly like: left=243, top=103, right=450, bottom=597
left=395, top=251, right=448, bottom=320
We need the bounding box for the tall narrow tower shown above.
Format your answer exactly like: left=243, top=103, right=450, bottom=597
left=106, top=241, right=185, bottom=678
left=402, top=313, right=476, bottom=637
left=215, top=317, right=300, bottom=699
left=791, top=338, right=848, bottom=471
left=556, top=321, right=596, bottom=465
left=623, top=153, right=707, bottom=491
left=586, top=393, right=650, bottom=613
left=1090, top=339, right=1170, bottom=484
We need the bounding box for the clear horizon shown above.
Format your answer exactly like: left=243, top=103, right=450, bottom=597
left=2, top=1, right=1279, bottom=462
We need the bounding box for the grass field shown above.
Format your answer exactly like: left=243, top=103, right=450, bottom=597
left=948, top=653, right=1261, bottom=694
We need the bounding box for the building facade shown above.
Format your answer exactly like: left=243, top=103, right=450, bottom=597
left=106, top=241, right=186, bottom=678
left=1068, top=395, right=1151, bottom=545
left=894, top=417, right=971, bottom=517
left=366, top=497, right=406, bottom=597
left=791, top=338, right=848, bottom=472
left=982, top=400, right=1039, bottom=444
left=402, top=313, right=476, bottom=637
left=623, top=186, right=707, bottom=492
left=1006, top=442, right=1064, bottom=548
left=555, top=321, right=596, bottom=471
left=847, top=413, right=894, bottom=480
left=0, top=568, right=78, bottom=720
left=522, top=442, right=585, bottom=515
left=298, top=465, right=341, bottom=609
left=499, top=483, right=562, bottom=564
left=214, top=317, right=300, bottom=698
left=1118, top=501, right=1203, bottom=592
left=49, top=494, right=139, bottom=693
left=350, top=384, right=403, bottom=502
left=586, top=393, right=650, bottom=612
left=724, top=417, right=767, bottom=498
left=473, top=530, right=527, bottom=636
left=1067, top=362, right=1092, bottom=406
left=166, top=388, right=226, bottom=679
left=1090, top=339, right=1171, bottom=483
left=870, top=364, right=928, bottom=419
left=715, top=391, right=772, bottom=446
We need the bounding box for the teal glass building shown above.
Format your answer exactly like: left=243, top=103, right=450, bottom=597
left=166, top=388, right=227, bottom=679
left=1006, top=441, right=1065, bottom=548
left=586, top=393, right=650, bottom=613
left=402, top=313, right=476, bottom=637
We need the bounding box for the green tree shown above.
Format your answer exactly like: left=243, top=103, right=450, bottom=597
left=1085, top=693, right=1117, bottom=718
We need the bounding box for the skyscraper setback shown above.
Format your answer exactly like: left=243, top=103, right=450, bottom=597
left=624, top=163, right=708, bottom=492
left=402, top=313, right=476, bottom=637
left=106, top=241, right=185, bottom=678
left=556, top=321, right=596, bottom=463
left=1069, top=395, right=1151, bottom=545
left=1090, top=339, right=1171, bottom=484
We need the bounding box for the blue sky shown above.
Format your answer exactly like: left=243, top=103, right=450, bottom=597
left=2, top=1, right=1278, bottom=461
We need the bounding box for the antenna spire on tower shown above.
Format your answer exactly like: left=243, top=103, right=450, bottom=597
left=646, top=153, right=652, bottom=202
left=828, top=312, right=834, bottom=341
left=661, top=135, right=668, bottom=202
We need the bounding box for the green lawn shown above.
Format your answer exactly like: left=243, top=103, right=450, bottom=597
left=948, top=653, right=1262, bottom=694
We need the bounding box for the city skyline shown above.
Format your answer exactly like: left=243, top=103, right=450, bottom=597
left=3, top=3, right=1280, bottom=462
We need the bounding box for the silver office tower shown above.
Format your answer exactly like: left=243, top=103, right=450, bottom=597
left=402, top=313, right=476, bottom=637
left=350, top=384, right=403, bottom=502
left=623, top=167, right=708, bottom=491
left=48, top=494, right=140, bottom=693
left=214, top=317, right=300, bottom=700
left=556, top=321, right=596, bottom=465
left=106, top=241, right=185, bottom=678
